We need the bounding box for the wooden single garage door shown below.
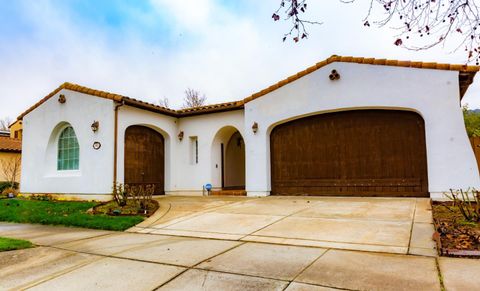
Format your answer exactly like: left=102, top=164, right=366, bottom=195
left=124, top=125, right=165, bottom=195
left=270, top=110, right=428, bottom=197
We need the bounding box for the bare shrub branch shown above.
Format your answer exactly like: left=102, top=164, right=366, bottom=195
left=444, top=188, right=480, bottom=222
left=0, top=155, right=21, bottom=188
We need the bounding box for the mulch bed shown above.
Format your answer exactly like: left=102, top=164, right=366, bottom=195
left=93, top=199, right=159, bottom=217
left=432, top=201, right=480, bottom=258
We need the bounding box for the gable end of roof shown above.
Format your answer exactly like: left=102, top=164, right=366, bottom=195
left=243, top=55, right=479, bottom=103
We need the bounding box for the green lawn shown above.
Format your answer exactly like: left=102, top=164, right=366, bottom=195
left=0, top=237, right=33, bottom=252
left=0, top=199, right=144, bottom=231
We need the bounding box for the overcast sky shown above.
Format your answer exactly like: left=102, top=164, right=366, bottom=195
left=1, top=0, right=479, bottom=121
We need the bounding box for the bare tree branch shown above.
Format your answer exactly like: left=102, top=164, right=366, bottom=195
left=156, top=97, right=170, bottom=108
left=0, top=117, right=12, bottom=131
left=272, top=0, right=322, bottom=42
left=274, top=0, right=480, bottom=63
left=182, top=88, right=207, bottom=109
left=364, top=0, right=480, bottom=64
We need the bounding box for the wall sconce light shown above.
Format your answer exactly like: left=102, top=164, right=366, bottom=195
left=91, top=121, right=99, bottom=132
left=178, top=131, right=184, bottom=141
left=329, top=69, right=340, bottom=81
left=252, top=122, right=258, bottom=134
left=58, top=94, right=66, bottom=104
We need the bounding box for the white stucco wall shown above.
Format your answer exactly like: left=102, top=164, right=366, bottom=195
left=21, top=91, right=245, bottom=198
left=117, top=107, right=244, bottom=195
left=243, top=62, right=480, bottom=198
left=21, top=89, right=115, bottom=196
left=173, top=110, right=244, bottom=194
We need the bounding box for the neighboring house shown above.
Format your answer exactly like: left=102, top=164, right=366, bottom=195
left=18, top=55, right=480, bottom=201
left=9, top=119, right=23, bottom=139
left=0, top=130, right=22, bottom=184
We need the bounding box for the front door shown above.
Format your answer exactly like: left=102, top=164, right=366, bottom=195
left=124, top=125, right=165, bottom=195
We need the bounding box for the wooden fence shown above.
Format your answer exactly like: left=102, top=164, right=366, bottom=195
left=470, top=137, right=480, bottom=172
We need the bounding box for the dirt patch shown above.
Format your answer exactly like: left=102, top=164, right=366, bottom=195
left=432, top=201, right=480, bottom=257
left=93, top=199, right=159, bottom=217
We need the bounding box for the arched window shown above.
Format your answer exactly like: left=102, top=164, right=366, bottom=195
left=57, top=126, right=79, bottom=170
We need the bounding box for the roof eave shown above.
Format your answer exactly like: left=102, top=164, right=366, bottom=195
left=459, top=71, right=477, bottom=100
left=122, top=98, right=179, bottom=118
left=0, top=149, right=22, bottom=153
left=178, top=104, right=245, bottom=117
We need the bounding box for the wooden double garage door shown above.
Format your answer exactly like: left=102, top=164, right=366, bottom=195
left=270, top=110, right=428, bottom=197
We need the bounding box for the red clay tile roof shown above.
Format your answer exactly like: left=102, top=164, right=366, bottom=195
left=177, top=100, right=245, bottom=117
left=17, top=82, right=244, bottom=120
left=0, top=136, right=22, bottom=153
left=17, top=55, right=479, bottom=120
left=17, top=82, right=178, bottom=120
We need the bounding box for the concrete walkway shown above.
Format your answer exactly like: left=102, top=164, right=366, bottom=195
left=129, top=196, right=436, bottom=256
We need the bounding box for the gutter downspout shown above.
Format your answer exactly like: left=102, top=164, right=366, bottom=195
left=113, top=100, right=125, bottom=186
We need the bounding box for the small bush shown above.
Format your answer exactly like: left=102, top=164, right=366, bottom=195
left=128, top=184, right=155, bottom=213
left=112, top=183, right=128, bottom=206
left=0, top=182, right=18, bottom=192
left=444, top=188, right=480, bottom=222
left=112, top=183, right=156, bottom=213
left=1, top=187, right=18, bottom=197
left=29, top=194, right=54, bottom=201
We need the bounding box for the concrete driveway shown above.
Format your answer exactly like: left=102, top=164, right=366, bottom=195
left=2, top=221, right=480, bottom=290
left=3, top=196, right=480, bottom=290
left=129, top=196, right=435, bottom=256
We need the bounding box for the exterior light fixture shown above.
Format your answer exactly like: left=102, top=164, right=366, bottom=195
left=58, top=94, right=66, bottom=104
left=252, top=122, right=258, bottom=134
left=91, top=121, right=99, bottom=132
left=178, top=131, right=184, bottom=141
left=329, top=69, right=340, bottom=81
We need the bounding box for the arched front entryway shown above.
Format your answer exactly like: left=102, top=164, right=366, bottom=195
left=270, top=109, right=428, bottom=197
left=211, top=126, right=245, bottom=190
left=124, top=125, right=165, bottom=195
left=224, top=131, right=246, bottom=189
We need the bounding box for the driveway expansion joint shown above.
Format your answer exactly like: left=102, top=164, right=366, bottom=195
left=1, top=197, right=441, bottom=290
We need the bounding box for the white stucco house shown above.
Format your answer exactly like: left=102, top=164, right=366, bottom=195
left=18, top=55, right=480, bottom=201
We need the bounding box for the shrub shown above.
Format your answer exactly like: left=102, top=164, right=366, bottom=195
left=111, top=183, right=156, bottom=213
left=0, top=181, right=18, bottom=192
left=444, top=188, right=480, bottom=222
left=1, top=187, right=18, bottom=197
left=112, top=183, right=128, bottom=206
left=128, top=184, right=155, bottom=213
left=29, top=194, right=54, bottom=201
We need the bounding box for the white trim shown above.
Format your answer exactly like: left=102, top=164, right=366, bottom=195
left=247, top=191, right=270, bottom=197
